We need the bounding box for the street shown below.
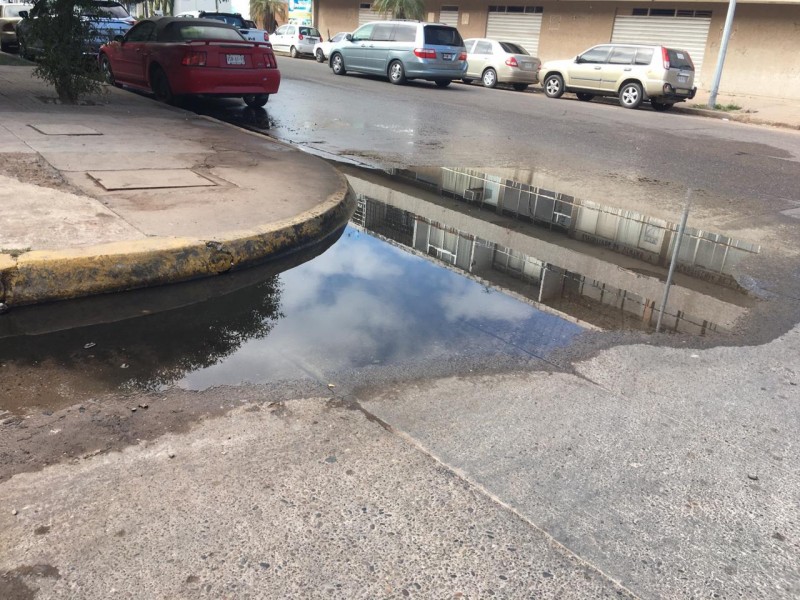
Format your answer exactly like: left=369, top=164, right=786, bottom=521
left=1, top=54, right=800, bottom=600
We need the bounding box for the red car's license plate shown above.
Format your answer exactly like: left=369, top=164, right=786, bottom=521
left=226, top=54, right=246, bottom=65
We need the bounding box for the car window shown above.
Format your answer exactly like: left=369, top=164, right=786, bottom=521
left=499, top=42, right=528, bottom=55
left=667, top=48, right=694, bottom=70
left=370, top=23, right=394, bottom=42
left=634, top=48, right=654, bottom=66
left=81, top=1, right=129, bottom=18
left=286, top=26, right=295, bottom=35
left=608, top=47, right=635, bottom=65
left=351, top=24, right=373, bottom=42
left=200, top=14, right=245, bottom=27
left=474, top=41, right=492, bottom=54
left=275, top=26, right=287, bottom=35
left=424, top=25, right=463, bottom=46
left=125, top=21, right=155, bottom=42
left=392, top=24, right=416, bottom=42
left=161, top=22, right=245, bottom=42
left=577, top=46, right=611, bottom=64
left=331, top=32, right=346, bottom=42
left=244, top=20, right=256, bottom=28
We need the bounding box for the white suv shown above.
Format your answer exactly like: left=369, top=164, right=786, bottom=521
left=540, top=44, right=697, bottom=111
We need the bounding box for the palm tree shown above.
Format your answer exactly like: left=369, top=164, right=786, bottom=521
left=371, top=0, right=424, bottom=20
left=249, top=0, right=287, bottom=31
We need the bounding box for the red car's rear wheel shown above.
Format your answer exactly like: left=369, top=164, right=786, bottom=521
left=150, top=66, right=175, bottom=105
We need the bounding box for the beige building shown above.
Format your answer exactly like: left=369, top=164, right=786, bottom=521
left=311, top=1, right=800, bottom=100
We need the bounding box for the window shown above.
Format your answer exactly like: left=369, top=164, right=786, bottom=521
left=274, top=25, right=287, bottom=35
left=474, top=41, right=493, bottom=54
left=667, top=49, right=694, bottom=70
left=393, top=24, right=416, bottom=42
left=608, top=47, right=635, bottom=65
left=488, top=6, right=543, bottom=13
left=331, top=32, right=346, bottom=42
left=424, top=25, right=463, bottom=46
left=162, top=23, right=245, bottom=42
left=631, top=8, right=711, bottom=18
left=499, top=42, right=528, bottom=55
left=352, top=23, right=374, bottom=42
left=634, top=48, right=654, bottom=65
left=126, top=21, right=156, bottom=42
left=441, top=5, right=458, bottom=11
left=371, top=23, right=394, bottom=41
left=299, top=27, right=320, bottom=37
left=577, top=46, right=611, bottom=64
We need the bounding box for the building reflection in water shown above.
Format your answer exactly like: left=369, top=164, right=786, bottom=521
left=344, top=166, right=760, bottom=335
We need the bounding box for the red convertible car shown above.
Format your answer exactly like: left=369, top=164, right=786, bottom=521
left=98, top=17, right=280, bottom=107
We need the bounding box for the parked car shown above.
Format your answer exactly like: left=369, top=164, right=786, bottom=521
left=270, top=24, right=321, bottom=58
left=98, top=17, right=281, bottom=107
left=539, top=43, right=697, bottom=110
left=16, top=0, right=134, bottom=60
left=174, top=11, right=270, bottom=43
left=328, top=20, right=466, bottom=87
left=462, top=38, right=540, bottom=91
left=0, top=2, right=31, bottom=52
left=313, top=31, right=347, bottom=63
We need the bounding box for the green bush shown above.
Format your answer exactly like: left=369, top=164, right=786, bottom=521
left=27, top=0, right=103, bottom=103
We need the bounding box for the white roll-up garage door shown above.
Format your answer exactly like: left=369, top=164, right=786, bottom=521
left=438, top=7, right=459, bottom=27
left=358, top=3, right=391, bottom=26
left=486, top=8, right=543, bottom=56
left=611, top=15, right=711, bottom=85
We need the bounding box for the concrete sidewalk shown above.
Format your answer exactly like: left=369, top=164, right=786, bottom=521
left=0, top=65, right=354, bottom=309
left=673, top=89, right=800, bottom=130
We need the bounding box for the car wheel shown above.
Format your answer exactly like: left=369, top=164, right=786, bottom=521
left=619, top=82, right=643, bottom=109
left=388, top=60, right=406, bottom=85
left=543, top=73, right=564, bottom=98
left=434, top=79, right=451, bottom=88
left=462, top=78, right=473, bottom=85
left=289, top=45, right=298, bottom=58
left=99, top=53, right=117, bottom=86
left=651, top=100, right=674, bottom=112
left=482, top=68, right=497, bottom=88
left=315, top=48, right=325, bottom=63
left=331, top=52, right=346, bottom=75
left=243, top=94, right=269, bottom=108
left=512, top=83, right=528, bottom=92
left=150, top=66, right=174, bottom=104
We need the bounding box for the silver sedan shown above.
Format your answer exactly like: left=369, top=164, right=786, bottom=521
left=463, top=38, right=541, bottom=91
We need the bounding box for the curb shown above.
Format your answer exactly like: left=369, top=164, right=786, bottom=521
left=0, top=178, right=356, bottom=309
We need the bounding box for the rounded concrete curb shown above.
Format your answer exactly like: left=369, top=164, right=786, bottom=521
left=0, top=175, right=356, bottom=309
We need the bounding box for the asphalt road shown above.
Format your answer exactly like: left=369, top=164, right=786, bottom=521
left=258, top=57, right=800, bottom=209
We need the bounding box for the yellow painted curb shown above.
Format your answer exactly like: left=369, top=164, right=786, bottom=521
left=0, top=178, right=355, bottom=308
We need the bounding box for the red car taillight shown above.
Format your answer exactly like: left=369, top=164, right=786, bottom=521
left=505, top=56, right=519, bottom=67
left=413, top=48, right=436, bottom=59
left=181, top=51, right=207, bottom=66
left=263, top=53, right=277, bottom=68
left=298, top=33, right=304, bottom=40
left=458, top=51, right=466, bottom=60
left=662, top=46, right=670, bottom=69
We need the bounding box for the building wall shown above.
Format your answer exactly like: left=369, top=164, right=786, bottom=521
left=315, top=1, right=800, bottom=100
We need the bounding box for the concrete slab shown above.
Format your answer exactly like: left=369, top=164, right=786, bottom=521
left=87, top=169, right=217, bottom=191
left=28, top=124, right=101, bottom=136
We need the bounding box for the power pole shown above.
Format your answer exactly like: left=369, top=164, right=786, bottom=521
left=708, top=0, right=737, bottom=108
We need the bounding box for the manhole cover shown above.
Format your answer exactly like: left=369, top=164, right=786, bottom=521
left=28, top=124, right=101, bottom=136
left=87, top=169, right=217, bottom=191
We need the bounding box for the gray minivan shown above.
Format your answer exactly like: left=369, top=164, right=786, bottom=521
left=329, top=20, right=467, bottom=87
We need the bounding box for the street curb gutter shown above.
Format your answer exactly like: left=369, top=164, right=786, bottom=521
left=0, top=177, right=356, bottom=309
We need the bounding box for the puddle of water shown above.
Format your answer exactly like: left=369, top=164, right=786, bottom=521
left=344, top=165, right=759, bottom=335
left=0, top=223, right=581, bottom=404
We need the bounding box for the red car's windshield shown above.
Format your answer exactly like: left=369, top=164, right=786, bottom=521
left=160, top=22, right=246, bottom=42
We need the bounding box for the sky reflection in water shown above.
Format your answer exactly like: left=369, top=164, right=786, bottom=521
left=180, top=226, right=583, bottom=390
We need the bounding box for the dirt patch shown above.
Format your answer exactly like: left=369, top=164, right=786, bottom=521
left=0, top=153, right=76, bottom=193
left=0, top=564, right=60, bottom=600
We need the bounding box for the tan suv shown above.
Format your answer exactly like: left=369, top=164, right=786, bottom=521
left=539, top=44, right=697, bottom=111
